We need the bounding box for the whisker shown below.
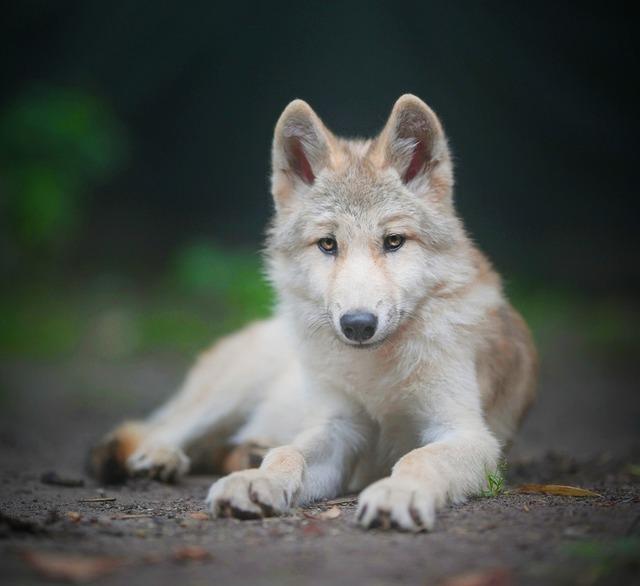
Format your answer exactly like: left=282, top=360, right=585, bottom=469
left=305, top=310, right=333, bottom=339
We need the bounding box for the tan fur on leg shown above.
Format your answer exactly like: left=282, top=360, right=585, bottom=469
left=87, top=421, right=146, bottom=484
left=222, top=443, right=270, bottom=473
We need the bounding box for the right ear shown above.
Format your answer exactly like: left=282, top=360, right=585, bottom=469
left=372, top=94, right=452, bottom=201
left=271, top=99, right=334, bottom=210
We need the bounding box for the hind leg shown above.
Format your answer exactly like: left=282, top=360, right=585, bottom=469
left=89, top=317, right=294, bottom=483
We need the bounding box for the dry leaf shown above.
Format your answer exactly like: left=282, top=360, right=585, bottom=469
left=22, top=550, right=122, bottom=582
left=188, top=512, right=210, bottom=521
left=66, top=512, right=82, bottom=523
left=303, top=506, right=341, bottom=520
left=516, top=484, right=601, bottom=497
left=441, top=567, right=511, bottom=586
left=173, top=546, right=211, bottom=562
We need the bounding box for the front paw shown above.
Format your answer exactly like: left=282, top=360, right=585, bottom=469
left=357, top=476, right=435, bottom=532
left=126, top=444, right=190, bottom=482
left=206, top=470, right=292, bottom=520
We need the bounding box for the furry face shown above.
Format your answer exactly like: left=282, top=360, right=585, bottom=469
left=267, top=96, right=464, bottom=348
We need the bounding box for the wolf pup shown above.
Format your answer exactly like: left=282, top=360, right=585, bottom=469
left=90, top=95, right=537, bottom=531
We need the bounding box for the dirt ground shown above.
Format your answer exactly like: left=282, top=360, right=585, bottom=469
left=1, top=331, right=639, bottom=585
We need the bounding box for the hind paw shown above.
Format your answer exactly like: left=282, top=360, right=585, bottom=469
left=88, top=422, right=146, bottom=484
left=126, top=444, right=190, bottom=482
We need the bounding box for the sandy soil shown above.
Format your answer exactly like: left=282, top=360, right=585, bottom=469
left=1, top=332, right=638, bottom=585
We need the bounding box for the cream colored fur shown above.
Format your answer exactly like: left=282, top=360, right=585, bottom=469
left=90, top=95, right=537, bottom=531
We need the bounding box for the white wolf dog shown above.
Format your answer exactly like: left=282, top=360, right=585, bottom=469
left=90, top=95, right=537, bottom=531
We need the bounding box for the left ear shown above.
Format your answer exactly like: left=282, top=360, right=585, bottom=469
left=373, top=94, right=453, bottom=200
left=271, top=99, right=335, bottom=212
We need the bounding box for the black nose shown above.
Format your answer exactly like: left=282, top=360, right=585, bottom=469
left=340, top=312, right=378, bottom=342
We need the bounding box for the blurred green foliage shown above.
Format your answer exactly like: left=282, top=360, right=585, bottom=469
left=505, top=280, right=640, bottom=357
left=0, top=242, right=274, bottom=359
left=0, top=86, right=127, bottom=260
left=170, top=242, right=271, bottom=311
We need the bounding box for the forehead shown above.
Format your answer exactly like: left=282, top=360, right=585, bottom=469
left=302, top=164, right=423, bottom=228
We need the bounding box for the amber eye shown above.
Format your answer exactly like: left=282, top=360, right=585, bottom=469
left=318, top=237, right=338, bottom=255
left=383, top=234, right=405, bottom=252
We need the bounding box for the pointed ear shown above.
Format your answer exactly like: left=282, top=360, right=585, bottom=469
left=271, top=99, right=334, bottom=210
left=374, top=94, right=453, bottom=200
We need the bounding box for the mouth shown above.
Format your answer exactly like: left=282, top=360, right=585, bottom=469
left=338, top=336, right=388, bottom=350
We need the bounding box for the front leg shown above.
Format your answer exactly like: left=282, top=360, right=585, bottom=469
left=358, top=364, right=501, bottom=531
left=207, top=392, right=370, bottom=519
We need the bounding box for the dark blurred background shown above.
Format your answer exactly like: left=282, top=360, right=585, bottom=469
left=1, top=1, right=638, bottom=364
